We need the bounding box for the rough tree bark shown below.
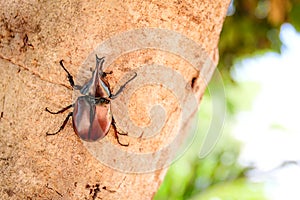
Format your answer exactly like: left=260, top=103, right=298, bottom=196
left=0, top=0, right=230, bottom=199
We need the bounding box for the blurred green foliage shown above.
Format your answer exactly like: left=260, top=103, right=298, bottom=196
left=219, top=0, right=300, bottom=75
left=189, top=178, right=266, bottom=200
left=155, top=80, right=260, bottom=200
left=155, top=0, right=300, bottom=199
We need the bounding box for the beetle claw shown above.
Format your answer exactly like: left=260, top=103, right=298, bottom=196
left=117, top=131, right=128, bottom=136
left=117, top=138, right=129, bottom=147
left=45, top=107, right=57, bottom=114
left=46, top=131, right=59, bottom=136
left=114, top=130, right=129, bottom=146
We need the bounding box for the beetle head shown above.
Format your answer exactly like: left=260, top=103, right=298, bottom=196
left=80, top=55, right=110, bottom=98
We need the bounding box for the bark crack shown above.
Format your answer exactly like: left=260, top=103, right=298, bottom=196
left=0, top=53, right=72, bottom=90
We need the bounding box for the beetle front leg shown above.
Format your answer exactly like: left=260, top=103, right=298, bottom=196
left=59, top=60, right=82, bottom=90
left=46, top=112, right=73, bottom=136
left=101, top=71, right=113, bottom=78
left=109, top=72, right=137, bottom=99
left=111, top=117, right=129, bottom=146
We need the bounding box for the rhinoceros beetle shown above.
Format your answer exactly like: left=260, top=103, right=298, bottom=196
left=46, top=55, right=137, bottom=146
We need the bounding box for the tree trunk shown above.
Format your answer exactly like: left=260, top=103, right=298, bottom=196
left=0, top=0, right=229, bottom=199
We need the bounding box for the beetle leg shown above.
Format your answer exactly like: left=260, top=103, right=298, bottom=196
left=45, top=104, right=73, bottom=114
left=112, top=117, right=128, bottom=136
left=111, top=117, right=129, bottom=146
left=59, top=60, right=82, bottom=90
left=101, top=71, right=113, bottom=78
left=46, top=112, right=73, bottom=136
left=110, top=72, right=137, bottom=99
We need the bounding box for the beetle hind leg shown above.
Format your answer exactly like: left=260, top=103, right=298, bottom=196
left=46, top=112, right=73, bottom=136
left=111, top=117, right=129, bottom=146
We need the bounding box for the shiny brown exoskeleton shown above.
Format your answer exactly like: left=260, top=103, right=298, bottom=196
left=46, top=55, right=137, bottom=146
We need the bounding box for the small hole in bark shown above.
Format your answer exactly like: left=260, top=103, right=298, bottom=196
left=191, top=77, right=197, bottom=88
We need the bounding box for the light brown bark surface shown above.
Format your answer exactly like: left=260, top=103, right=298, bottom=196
left=0, top=1, right=229, bottom=199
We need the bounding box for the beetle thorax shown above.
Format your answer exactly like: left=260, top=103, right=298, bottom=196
left=96, top=78, right=111, bottom=98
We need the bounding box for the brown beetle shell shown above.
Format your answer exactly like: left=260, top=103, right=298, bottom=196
left=72, top=96, right=112, bottom=141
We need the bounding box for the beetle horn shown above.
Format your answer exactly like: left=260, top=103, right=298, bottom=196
left=95, top=55, right=105, bottom=74
left=80, top=55, right=105, bottom=96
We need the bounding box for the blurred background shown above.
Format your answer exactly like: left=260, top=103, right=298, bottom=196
left=155, top=0, right=300, bottom=199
